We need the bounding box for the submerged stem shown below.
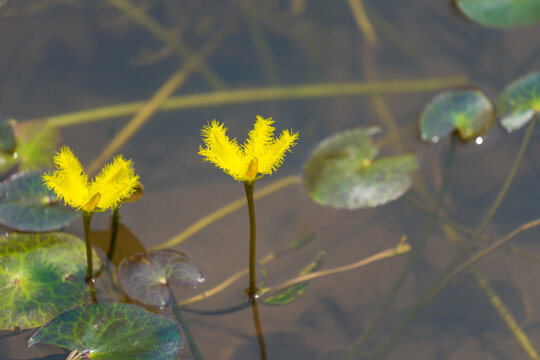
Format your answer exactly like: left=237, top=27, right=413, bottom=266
left=373, top=118, right=537, bottom=359
left=170, top=289, right=205, bottom=360
left=244, top=181, right=258, bottom=299
left=349, top=135, right=456, bottom=359
left=251, top=299, right=267, bottom=360
left=82, top=211, right=94, bottom=283
left=45, top=77, right=469, bottom=128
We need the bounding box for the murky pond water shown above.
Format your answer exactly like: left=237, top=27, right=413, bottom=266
left=1, top=1, right=540, bottom=359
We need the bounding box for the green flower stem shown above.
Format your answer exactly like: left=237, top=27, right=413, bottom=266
left=251, top=299, right=268, bottom=360
left=82, top=211, right=94, bottom=282
left=243, top=180, right=268, bottom=359
left=244, top=181, right=258, bottom=299
left=170, top=288, right=205, bottom=360
left=107, top=208, right=120, bottom=261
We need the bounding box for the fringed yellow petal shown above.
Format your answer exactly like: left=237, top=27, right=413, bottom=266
left=243, top=116, right=275, bottom=159
left=43, top=146, right=140, bottom=212
left=198, top=120, right=246, bottom=180
left=199, top=116, right=298, bottom=182
left=90, top=155, right=140, bottom=210
left=258, top=129, right=299, bottom=174
left=42, top=146, right=90, bottom=209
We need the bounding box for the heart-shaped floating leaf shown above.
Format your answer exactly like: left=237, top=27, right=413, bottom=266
left=262, top=251, right=325, bottom=306
left=497, top=72, right=540, bottom=132
left=303, top=127, right=418, bottom=209
left=455, top=0, right=540, bottom=29
left=29, top=303, right=183, bottom=360
left=0, top=232, right=99, bottom=330
left=419, top=89, right=494, bottom=143
left=0, top=119, right=15, bottom=153
left=0, top=171, right=79, bottom=231
left=118, top=250, right=205, bottom=308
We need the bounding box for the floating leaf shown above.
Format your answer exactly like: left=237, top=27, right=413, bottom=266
left=118, top=250, right=204, bottom=308
left=455, top=0, right=540, bottom=29
left=262, top=251, right=325, bottom=306
left=0, top=171, right=79, bottom=231
left=0, top=119, right=15, bottom=153
left=497, top=72, right=540, bottom=132
left=303, top=127, right=418, bottom=209
left=419, top=89, right=494, bottom=142
left=0, top=232, right=99, bottom=330
left=29, top=303, right=183, bottom=360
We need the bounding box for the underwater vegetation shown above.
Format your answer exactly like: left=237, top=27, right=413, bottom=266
left=0, top=0, right=539, bottom=359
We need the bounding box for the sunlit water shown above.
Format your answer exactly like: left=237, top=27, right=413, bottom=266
left=1, top=1, right=540, bottom=359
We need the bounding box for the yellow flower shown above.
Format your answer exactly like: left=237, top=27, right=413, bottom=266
left=43, top=146, right=140, bottom=212
left=199, top=116, right=298, bottom=182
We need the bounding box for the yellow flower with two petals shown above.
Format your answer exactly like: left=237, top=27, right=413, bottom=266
left=43, top=146, right=139, bottom=212
left=199, top=116, right=298, bottom=182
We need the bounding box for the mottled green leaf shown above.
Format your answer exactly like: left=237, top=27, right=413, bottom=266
left=455, top=0, right=540, bottom=29
left=303, top=127, right=418, bottom=209
left=498, top=72, right=540, bottom=132
left=29, top=303, right=183, bottom=360
left=419, top=89, right=494, bottom=142
left=0, top=119, right=15, bottom=153
left=262, top=251, right=325, bottom=306
left=118, top=250, right=204, bottom=308
left=0, top=171, right=79, bottom=231
left=0, top=232, right=99, bottom=330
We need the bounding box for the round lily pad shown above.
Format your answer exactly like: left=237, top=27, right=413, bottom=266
left=419, top=89, right=494, bottom=142
left=0, top=232, right=100, bottom=330
left=0, top=171, right=80, bottom=231
left=497, top=72, right=540, bottom=132
left=29, top=303, right=183, bottom=360
left=455, top=0, right=540, bottom=29
left=118, top=250, right=205, bottom=308
left=303, top=127, right=419, bottom=209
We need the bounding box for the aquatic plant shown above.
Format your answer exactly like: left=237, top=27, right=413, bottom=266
left=43, top=146, right=139, bottom=281
left=1, top=1, right=540, bottom=359
left=199, top=115, right=298, bottom=298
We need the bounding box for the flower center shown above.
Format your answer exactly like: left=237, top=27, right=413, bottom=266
left=245, top=157, right=259, bottom=180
